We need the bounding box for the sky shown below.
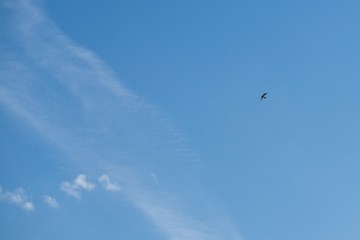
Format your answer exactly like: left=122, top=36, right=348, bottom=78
left=1, top=0, right=360, bottom=239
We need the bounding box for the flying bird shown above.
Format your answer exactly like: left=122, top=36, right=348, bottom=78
left=260, top=93, right=268, bottom=101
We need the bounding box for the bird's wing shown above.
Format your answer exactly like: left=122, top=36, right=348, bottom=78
left=260, top=93, right=267, bottom=100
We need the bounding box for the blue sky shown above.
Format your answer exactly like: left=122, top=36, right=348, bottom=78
left=2, top=0, right=360, bottom=239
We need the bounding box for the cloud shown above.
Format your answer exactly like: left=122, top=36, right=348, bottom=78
left=0, top=187, right=35, bottom=212
left=60, top=174, right=95, bottom=199
left=0, top=0, right=243, bottom=239
left=43, top=195, right=59, bottom=208
left=132, top=193, right=226, bottom=240
left=74, top=174, right=96, bottom=191
left=99, top=175, right=121, bottom=191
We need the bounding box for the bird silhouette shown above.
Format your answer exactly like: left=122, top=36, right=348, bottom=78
left=260, top=93, right=268, bottom=101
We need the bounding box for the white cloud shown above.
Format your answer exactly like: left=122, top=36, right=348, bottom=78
left=60, top=181, right=80, bottom=199
left=23, top=201, right=35, bottom=212
left=99, top=175, right=121, bottom=191
left=43, top=195, right=59, bottom=208
left=0, top=187, right=35, bottom=212
left=60, top=174, right=95, bottom=199
left=74, top=174, right=96, bottom=191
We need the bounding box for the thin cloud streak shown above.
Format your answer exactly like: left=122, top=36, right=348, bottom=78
left=0, top=0, right=242, bottom=239
left=129, top=188, right=242, bottom=240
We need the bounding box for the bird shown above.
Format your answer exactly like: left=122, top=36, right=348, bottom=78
left=260, top=92, right=268, bottom=101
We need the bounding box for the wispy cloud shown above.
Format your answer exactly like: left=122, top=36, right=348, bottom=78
left=99, top=175, right=121, bottom=191
left=0, top=187, right=35, bottom=212
left=0, top=0, right=242, bottom=239
left=128, top=188, right=242, bottom=240
left=43, top=195, right=59, bottom=208
left=60, top=174, right=96, bottom=199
